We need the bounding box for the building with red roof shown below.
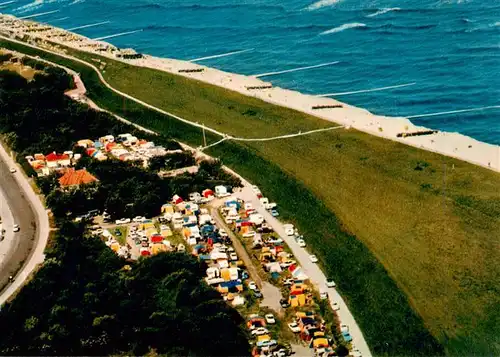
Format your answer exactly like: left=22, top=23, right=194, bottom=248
left=58, top=168, right=98, bottom=188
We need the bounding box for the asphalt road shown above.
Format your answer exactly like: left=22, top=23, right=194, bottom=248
left=0, top=154, right=37, bottom=293
left=235, top=185, right=372, bottom=357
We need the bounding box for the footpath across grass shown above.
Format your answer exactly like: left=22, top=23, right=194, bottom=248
left=3, top=38, right=500, bottom=356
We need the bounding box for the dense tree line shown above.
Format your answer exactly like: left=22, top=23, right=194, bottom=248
left=0, top=69, right=241, bottom=220
left=148, top=152, right=196, bottom=172
left=0, top=68, right=181, bottom=160
left=0, top=222, right=249, bottom=355
left=0, top=60, right=249, bottom=356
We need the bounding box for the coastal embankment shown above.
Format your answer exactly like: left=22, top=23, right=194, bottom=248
left=0, top=14, right=497, bottom=172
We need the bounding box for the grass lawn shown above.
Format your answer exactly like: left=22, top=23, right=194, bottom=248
left=112, top=226, right=127, bottom=246
left=3, top=38, right=500, bottom=356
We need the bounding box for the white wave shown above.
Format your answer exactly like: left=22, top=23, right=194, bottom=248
left=13, top=0, right=44, bottom=13
left=367, top=7, right=400, bottom=18
left=320, top=23, right=366, bottom=35
left=305, top=0, right=341, bottom=11
left=493, top=21, right=500, bottom=27
left=69, top=0, right=84, bottom=4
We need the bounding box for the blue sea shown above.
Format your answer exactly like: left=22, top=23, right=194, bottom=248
left=2, top=0, right=499, bottom=144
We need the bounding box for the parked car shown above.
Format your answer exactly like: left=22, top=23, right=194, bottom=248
left=283, top=224, right=294, bottom=236
left=265, top=314, right=276, bottom=324
left=12, top=224, right=20, bottom=232
left=340, top=324, right=349, bottom=333
left=287, top=322, right=300, bottom=333
left=270, top=209, right=279, bottom=217
left=309, top=255, right=318, bottom=263
left=297, top=239, right=306, bottom=247
left=326, top=279, right=336, bottom=288
left=332, top=302, right=340, bottom=311
left=114, top=229, right=122, bottom=236
left=280, top=299, right=290, bottom=308
left=283, top=278, right=294, bottom=286
left=248, top=281, right=257, bottom=290
left=273, top=349, right=287, bottom=357
left=9, top=168, right=16, bottom=173
left=251, top=185, right=261, bottom=196
left=320, top=291, right=328, bottom=300
left=252, top=289, right=263, bottom=298
left=342, top=331, right=353, bottom=343
left=133, top=216, right=146, bottom=223
left=230, top=252, right=238, bottom=261
left=219, top=229, right=228, bottom=238
left=251, top=327, right=269, bottom=336
left=115, top=218, right=131, bottom=225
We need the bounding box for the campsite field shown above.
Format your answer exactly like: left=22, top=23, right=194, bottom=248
left=2, top=38, right=500, bottom=356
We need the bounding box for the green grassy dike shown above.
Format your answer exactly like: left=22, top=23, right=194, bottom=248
left=2, top=38, right=500, bottom=356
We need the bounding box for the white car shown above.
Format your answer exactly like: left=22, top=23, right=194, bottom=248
left=229, top=252, right=238, bottom=261
left=332, top=302, right=340, bottom=311
left=265, top=314, right=276, bottom=324
left=247, top=281, right=257, bottom=290
left=297, top=239, right=306, bottom=247
left=12, top=224, right=20, bottom=232
left=340, top=324, right=349, bottom=333
left=309, top=255, right=318, bottom=263
left=115, top=218, right=131, bottom=225
left=251, top=185, right=261, bottom=194
left=9, top=168, right=16, bottom=173
left=320, top=291, right=328, bottom=300
left=219, top=229, right=228, bottom=238
left=133, top=216, right=146, bottom=223
left=283, top=224, right=294, bottom=236
left=288, top=322, right=300, bottom=333
left=251, top=327, right=269, bottom=336
left=326, top=279, right=336, bottom=288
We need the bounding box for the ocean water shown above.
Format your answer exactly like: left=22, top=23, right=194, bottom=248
left=2, top=0, right=500, bottom=144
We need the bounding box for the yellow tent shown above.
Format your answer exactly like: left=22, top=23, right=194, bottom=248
left=312, top=338, right=329, bottom=348
left=257, top=334, right=271, bottom=342
left=152, top=243, right=168, bottom=255
left=289, top=294, right=307, bottom=307
left=161, top=228, right=172, bottom=237
left=161, top=204, right=174, bottom=214
left=221, top=268, right=231, bottom=281
left=110, top=242, right=120, bottom=252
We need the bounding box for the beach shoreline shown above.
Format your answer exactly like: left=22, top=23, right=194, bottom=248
left=1, top=14, right=499, bottom=172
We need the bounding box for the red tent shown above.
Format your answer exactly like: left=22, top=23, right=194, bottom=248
left=172, top=194, right=183, bottom=204
left=105, top=142, right=116, bottom=152
left=45, top=152, right=69, bottom=162
left=150, top=235, right=163, bottom=243
left=202, top=189, right=214, bottom=198
left=140, top=250, right=151, bottom=256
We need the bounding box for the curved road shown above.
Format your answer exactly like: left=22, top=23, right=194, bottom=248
left=0, top=143, right=49, bottom=305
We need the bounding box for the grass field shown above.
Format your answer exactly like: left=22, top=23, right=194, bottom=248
left=2, top=38, right=500, bottom=356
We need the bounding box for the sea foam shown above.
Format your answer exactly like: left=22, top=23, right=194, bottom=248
left=305, top=0, right=341, bottom=11
left=367, top=8, right=400, bottom=17
left=320, top=23, right=366, bottom=35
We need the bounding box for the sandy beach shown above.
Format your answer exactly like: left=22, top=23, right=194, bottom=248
left=1, top=14, right=499, bottom=172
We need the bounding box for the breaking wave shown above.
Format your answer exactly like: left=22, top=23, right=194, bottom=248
left=367, top=7, right=401, bottom=17
left=320, top=23, right=366, bottom=35
left=304, top=0, right=341, bottom=11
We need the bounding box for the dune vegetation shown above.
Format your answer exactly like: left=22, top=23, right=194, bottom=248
left=2, top=37, right=500, bottom=356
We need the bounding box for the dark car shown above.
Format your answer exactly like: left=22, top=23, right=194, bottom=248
left=280, top=298, right=290, bottom=308
left=253, top=289, right=263, bottom=298
left=114, top=229, right=122, bottom=236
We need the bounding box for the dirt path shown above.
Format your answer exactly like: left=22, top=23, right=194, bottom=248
left=210, top=207, right=263, bottom=289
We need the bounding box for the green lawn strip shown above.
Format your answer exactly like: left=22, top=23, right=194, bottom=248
left=5, top=37, right=500, bottom=355
left=207, top=140, right=444, bottom=356
left=112, top=226, right=127, bottom=246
